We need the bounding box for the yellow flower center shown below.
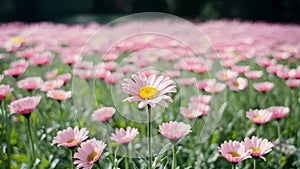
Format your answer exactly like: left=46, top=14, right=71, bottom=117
left=253, top=116, right=263, bottom=121
left=250, top=147, right=262, bottom=153
left=227, top=151, right=241, bottom=157
left=222, top=75, right=229, bottom=80
left=54, top=93, right=65, bottom=100
left=67, top=139, right=77, bottom=143
left=11, top=37, right=24, bottom=44
left=233, top=81, right=240, bottom=87
left=139, top=86, right=159, bottom=100
left=87, top=152, right=98, bottom=162
left=211, top=87, right=219, bottom=92
left=46, top=83, right=55, bottom=90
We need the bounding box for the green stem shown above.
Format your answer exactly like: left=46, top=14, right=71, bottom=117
left=70, top=149, right=74, bottom=169
left=172, top=144, right=176, bottom=169
left=147, top=105, right=152, bottom=169
left=125, top=145, right=129, bottom=169
left=277, top=120, right=282, bottom=168
left=232, top=163, right=235, bottom=169
left=26, top=117, right=36, bottom=164
left=253, top=159, right=256, bottom=169
left=0, top=143, right=6, bottom=169
left=104, top=123, right=114, bottom=166
left=3, top=99, right=11, bottom=169
left=256, top=125, right=260, bottom=137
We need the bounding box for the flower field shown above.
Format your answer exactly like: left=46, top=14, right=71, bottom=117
left=1, top=15, right=300, bottom=169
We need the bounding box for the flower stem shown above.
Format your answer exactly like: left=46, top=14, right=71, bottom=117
left=171, top=144, right=176, bottom=169
left=26, top=117, right=36, bottom=164
left=2, top=99, right=11, bottom=169
left=277, top=120, right=282, bottom=168
left=70, top=149, right=74, bottom=169
left=125, top=145, right=130, bottom=169
left=253, top=159, right=256, bottom=169
left=147, top=104, right=152, bottom=169
left=104, top=123, right=114, bottom=166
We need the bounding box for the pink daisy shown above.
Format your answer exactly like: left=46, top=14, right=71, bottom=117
left=122, top=73, right=176, bottom=108
left=104, top=72, right=123, bottom=85
left=227, top=77, right=248, bottom=91
left=189, top=95, right=212, bottom=105
left=0, top=84, right=14, bottom=101
left=180, top=103, right=210, bottom=119
left=3, top=67, right=26, bottom=78
left=8, top=96, right=42, bottom=116
left=245, top=71, right=263, bottom=80
left=110, top=126, right=139, bottom=145
left=285, top=79, right=300, bottom=88
left=29, top=51, right=53, bottom=66
left=177, top=77, right=196, bottom=86
left=91, top=107, right=116, bottom=122
left=158, top=121, right=191, bottom=143
left=243, top=136, right=274, bottom=161
left=46, top=89, right=72, bottom=101
left=17, top=77, right=43, bottom=91
left=246, top=109, right=272, bottom=124
left=253, top=82, right=274, bottom=92
left=216, top=70, right=239, bottom=81
left=57, top=73, right=72, bottom=84
left=231, top=65, right=250, bottom=74
left=74, top=138, right=106, bottom=169
left=40, top=79, right=64, bottom=92
left=267, top=106, right=290, bottom=119
left=204, top=81, right=226, bottom=93
left=52, top=126, right=89, bottom=148
left=219, top=140, right=251, bottom=164
left=45, top=69, right=58, bottom=79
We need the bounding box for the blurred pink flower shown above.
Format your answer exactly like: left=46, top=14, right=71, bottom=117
left=266, top=64, right=283, bottom=74
left=245, top=70, right=263, bottom=80
left=61, top=54, right=82, bottom=65
left=45, top=69, right=58, bottom=79
left=227, top=77, right=248, bottom=91
left=177, top=77, right=196, bottom=86
left=231, top=65, right=250, bottom=74
left=40, top=79, right=64, bottom=91
left=29, top=51, right=53, bottom=66
left=73, top=68, right=94, bottom=80
left=91, top=107, right=115, bottom=122
left=246, top=109, right=272, bottom=124
left=216, top=70, right=239, bottom=81
left=267, top=106, right=290, bottom=119
left=253, top=82, right=274, bottom=92
left=104, top=61, right=118, bottom=71
left=8, top=96, right=41, bottom=116
left=57, top=73, right=72, bottom=84
left=159, top=121, right=191, bottom=143
left=52, top=126, right=89, bottom=148
left=122, top=73, right=176, bottom=108
left=180, top=103, right=210, bottom=119
left=46, top=89, right=72, bottom=101
left=10, top=59, right=28, bottom=68
left=110, top=126, right=139, bottom=145
left=17, top=77, right=43, bottom=91
left=219, top=140, right=251, bottom=164
left=285, top=79, right=300, bottom=88
left=3, top=67, right=26, bottom=78
left=189, top=95, right=212, bottom=105
left=204, top=80, right=226, bottom=93
left=104, top=72, right=123, bottom=84
left=0, top=84, right=14, bottom=101
left=256, top=58, right=275, bottom=67
left=196, top=79, right=216, bottom=90
left=74, top=138, right=106, bottom=169
left=243, top=136, right=274, bottom=161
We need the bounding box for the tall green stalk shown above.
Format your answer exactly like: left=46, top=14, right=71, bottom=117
left=253, top=159, right=256, bottom=169
left=70, top=149, right=74, bottom=169
left=26, top=116, right=36, bottom=165
left=171, top=144, right=176, bottom=169
left=125, top=145, right=130, bottom=169
left=2, top=99, right=11, bottom=169
left=277, top=120, right=282, bottom=168
left=147, top=105, right=152, bottom=169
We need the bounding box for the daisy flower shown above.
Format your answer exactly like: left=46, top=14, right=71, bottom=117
left=74, top=138, right=106, bottom=169
left=0, top=84, right=14, bottom=101
left=91, top=107, right=116, bottom=122
left=253, top=82, right=274, bottom=92
left=180, top=103, right=210, bottom=119
left=17, top=77, right=43, bottom=91
left=8, top=96, right=42, bottom=117
left=227, top=77, right=248, bottom=91
left=122, top=72, right=176, bottom=108
left=243, top=136, right=274, bottom=161
left=246, top=109, right=272, bottom=124
left=110, top=126, right=139, bottom=145
left=52, top=126, right=89, bottom=148
left=219, top=140, right=251, bottom=164
left=40, top=79, right=64, bottom=92
left=158, top=121, right=191, bottom=143
left=46, top=89, right=72, bottom=101
left=267, top=106, right=290, bottom=119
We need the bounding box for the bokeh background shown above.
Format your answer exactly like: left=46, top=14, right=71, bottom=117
left=1, top=0, right=300, bottom=24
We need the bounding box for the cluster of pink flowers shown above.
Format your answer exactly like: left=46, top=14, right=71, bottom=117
left=219, top=136, right=274, bottom=163
left=246, top=106, right=290, bottom=124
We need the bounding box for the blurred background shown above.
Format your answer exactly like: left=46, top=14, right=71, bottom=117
left=0, top=0, right=300, bottom=24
